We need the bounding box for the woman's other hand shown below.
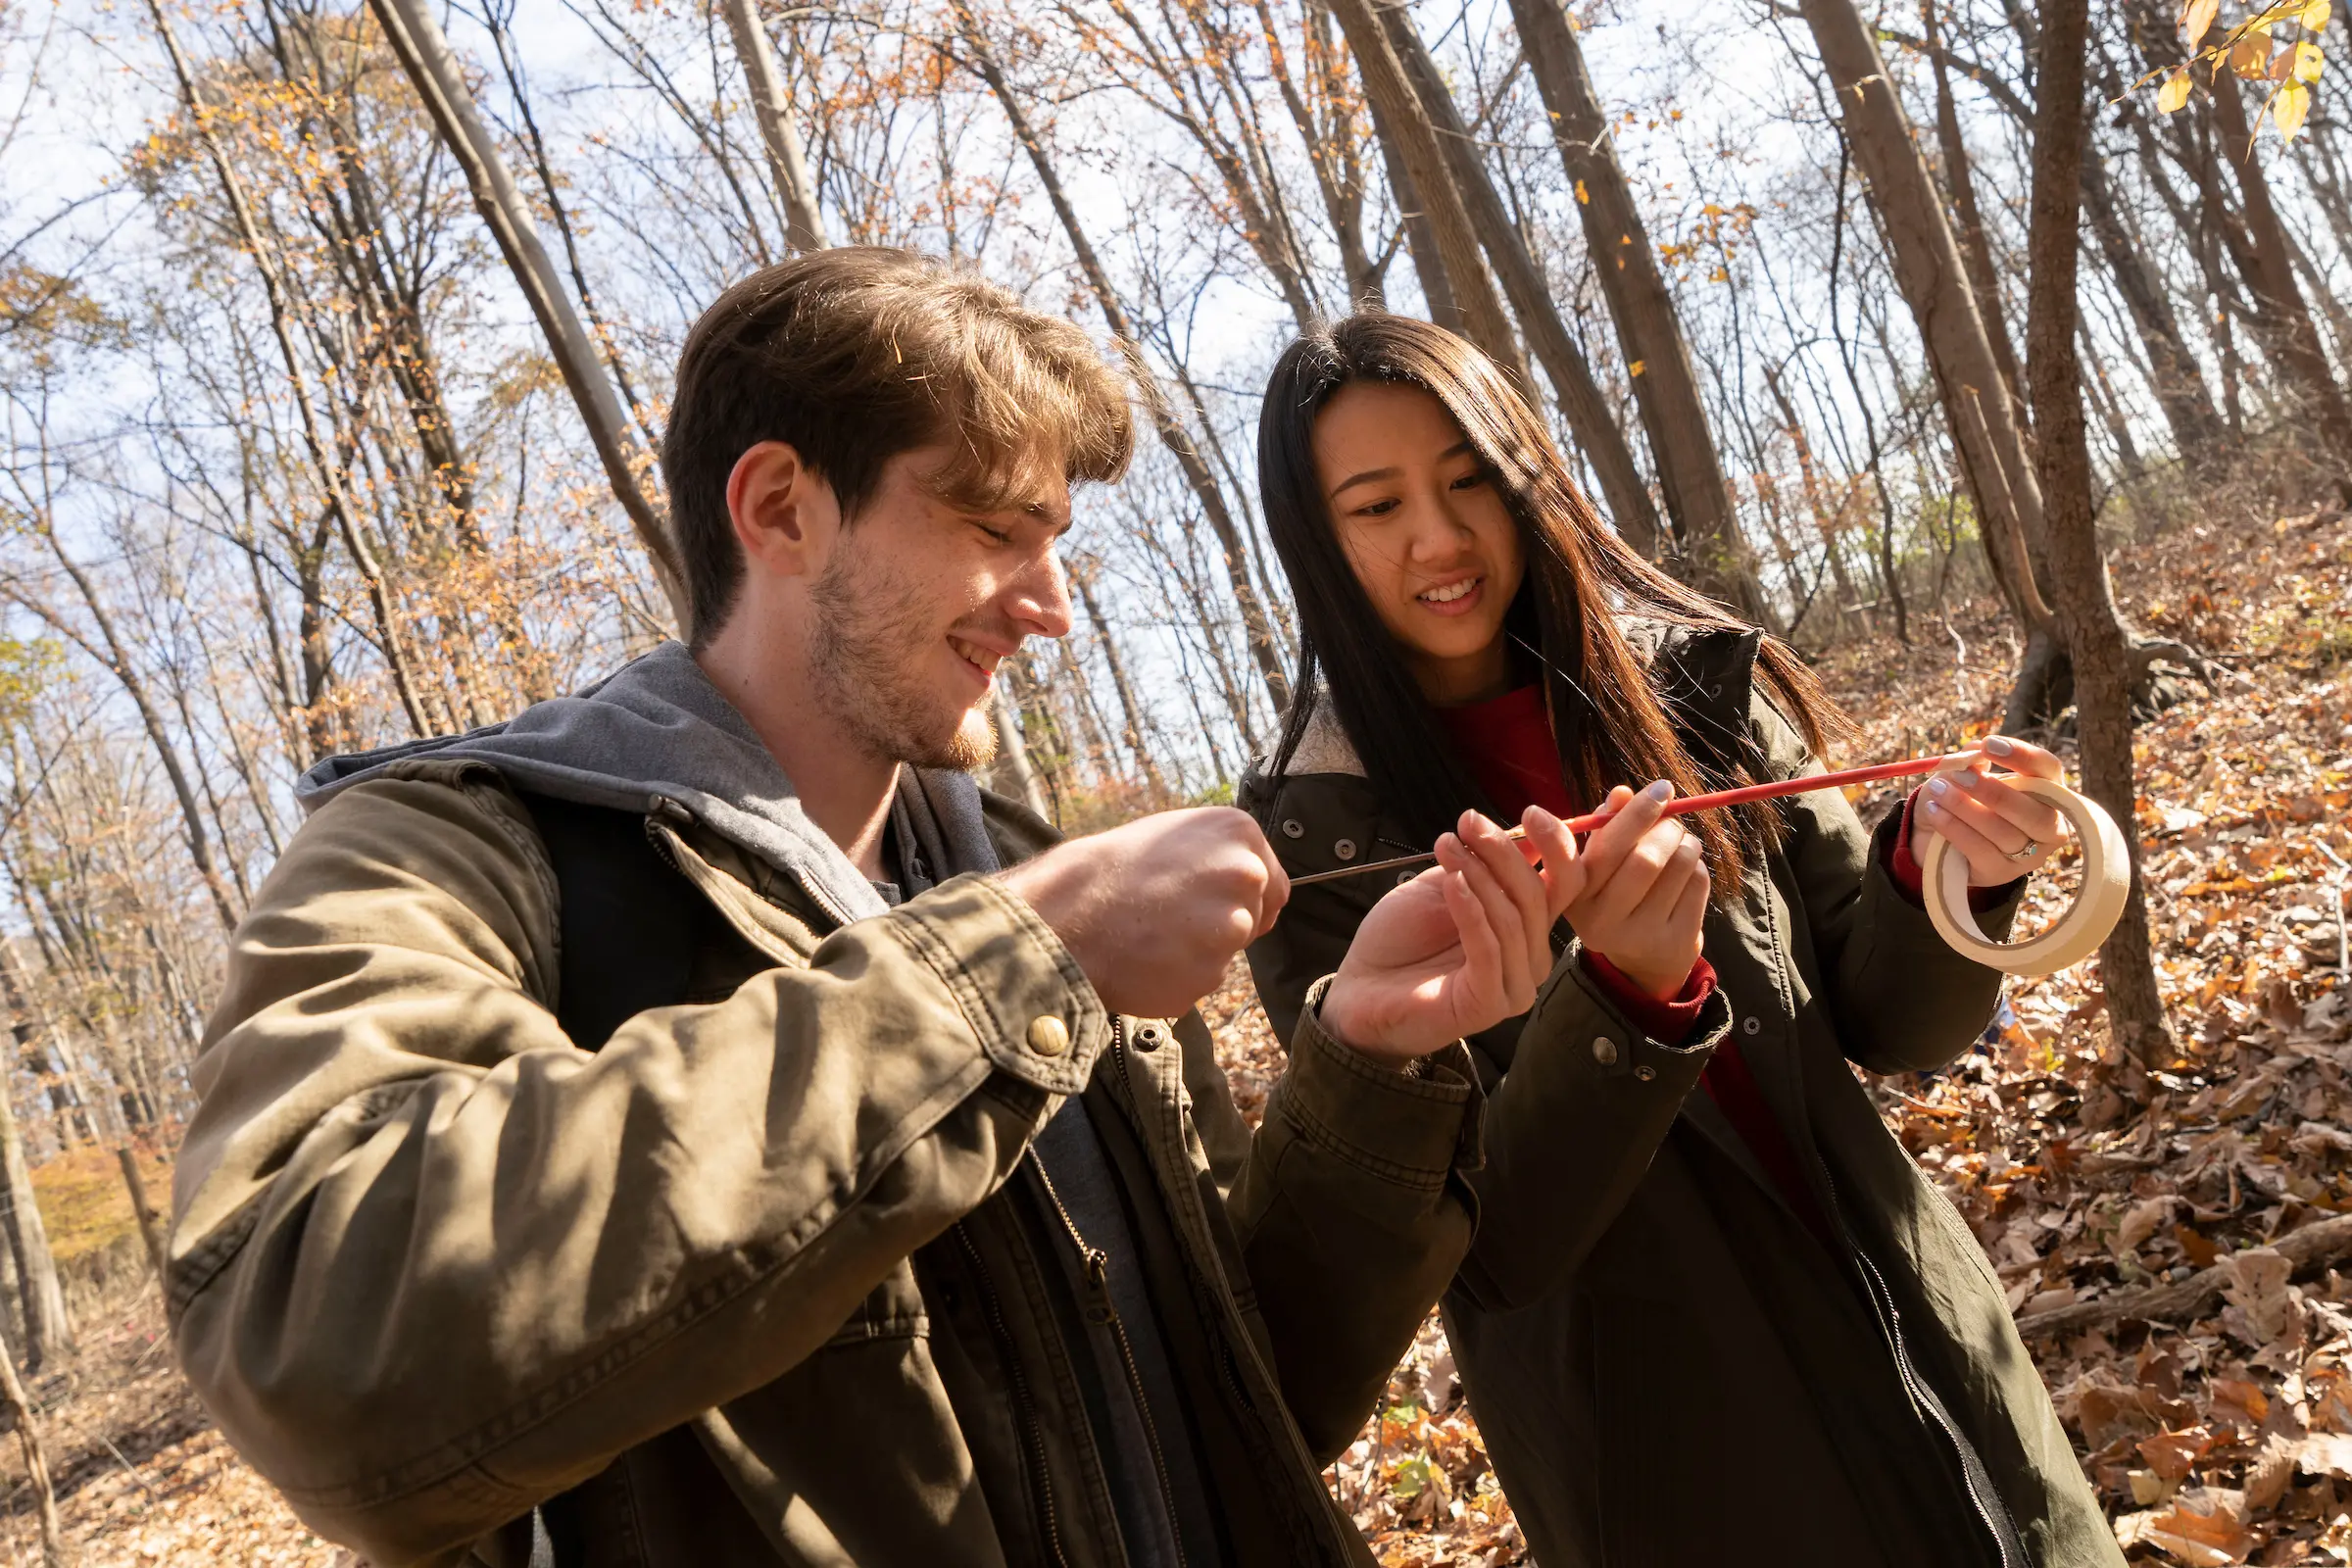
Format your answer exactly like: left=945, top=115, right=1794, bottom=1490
left=1915, top=736, right=2066, bottom=887
left=1318, top=806, right=1582, bottom=1065
left=1561, top=782, right=1709, bottom=1001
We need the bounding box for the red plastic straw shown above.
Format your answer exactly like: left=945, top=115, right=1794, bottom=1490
left=1290, top=749, right=1984, bottom=886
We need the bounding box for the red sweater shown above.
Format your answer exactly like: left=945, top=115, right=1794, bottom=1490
left=1429, top=684, right=1888, bottom=1248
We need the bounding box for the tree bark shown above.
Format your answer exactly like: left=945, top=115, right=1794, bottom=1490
left=1507, top=0, right=1753, bottom=601
left=1257, top=0, right=1383, bottom=310
left=0, top=1318, right=68, bottom=1567
left=366, top=0, right=691, bottom=629
left=1321, top=0, right=1522, bottom=373
left=719, top=0, right=827, bottom=251
left=2080, top=139, right=2228, bottom=464
left=117, top=1148, right=168, bottom=1284
left=1925, top=0, right=2025, bottom=411
left=2207, top=68, right=2352, bottom=474
left=955, top=3, right=1293, bottom=714
left=1070, top=564, right=1166, bottom=800
left=1377, top=6, right=1668, bottom=564
left=1794, top=0, right=2067, bottom=721
left=1363, top=92, right=1462, bottom=330
left=986, top=686, right=1053, bottom=820
left=2025, top=0, right=2174, bottom=1063
left=2019, top=1213, right=2352, bottom=1339
left=0, top=997, right=70, bottom=1371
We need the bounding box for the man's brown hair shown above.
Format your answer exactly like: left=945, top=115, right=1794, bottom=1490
left=662, top=247, right=1136, bottom=645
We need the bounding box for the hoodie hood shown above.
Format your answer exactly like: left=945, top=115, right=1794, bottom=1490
left=296, top=641, right=998, bottom=927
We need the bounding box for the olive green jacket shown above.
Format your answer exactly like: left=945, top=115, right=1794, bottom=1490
left=1241, top=623, right=2123, bottom=1568
left=170, top=757, right=1481, bottom=1567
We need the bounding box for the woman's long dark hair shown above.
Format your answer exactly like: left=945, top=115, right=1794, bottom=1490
left=1258, top=313, right=1849, bottom=899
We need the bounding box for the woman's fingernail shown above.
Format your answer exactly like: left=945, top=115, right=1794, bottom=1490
left=1920, top=798, right=1942, bottom=817
left=1928, top=776, right=1951, bottom=796
left=1984, top=736, right=2015, bottom=756
left=1644, top=779, right=1673, bottom=802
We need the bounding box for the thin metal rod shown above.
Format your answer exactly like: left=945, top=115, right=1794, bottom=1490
left=1289, top=750, right=1983, bottom=887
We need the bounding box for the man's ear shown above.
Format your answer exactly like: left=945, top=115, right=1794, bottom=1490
left=724, top=441, right=836, bottom=580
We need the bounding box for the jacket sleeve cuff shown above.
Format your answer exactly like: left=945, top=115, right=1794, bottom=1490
left=1579, top=953, right=1717, bottom=1045
left=1553, top=943, right=1732, bottom=1090
left=892, top=872, right=1110, bottom=1098
left=1273, top=976, right=1484, bottom=1188
left=1886, top=788, right=2025, bottom=912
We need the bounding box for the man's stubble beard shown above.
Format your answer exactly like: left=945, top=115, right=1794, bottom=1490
left=805, top=541, right=1000, bottom=772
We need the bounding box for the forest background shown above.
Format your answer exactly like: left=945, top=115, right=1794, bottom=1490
left=6, top=0, right=2352, bottom=1560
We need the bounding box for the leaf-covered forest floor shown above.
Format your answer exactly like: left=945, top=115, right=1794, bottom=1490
left=7, top=501, right=2351, bottom=1565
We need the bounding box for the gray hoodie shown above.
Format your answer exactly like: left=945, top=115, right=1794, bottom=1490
left=295, top=640, right=999, bottom=927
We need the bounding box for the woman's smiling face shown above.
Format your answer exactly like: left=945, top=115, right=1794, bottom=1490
left=1311, top=379, right=1525, bottom=706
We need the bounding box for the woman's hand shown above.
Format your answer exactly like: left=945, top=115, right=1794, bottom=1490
left=1318, top=806, right=1582, bottom=1066
left=1914, top=735, right=2067, bottom=887
left=1560, top=782, right=1710, bottom=1001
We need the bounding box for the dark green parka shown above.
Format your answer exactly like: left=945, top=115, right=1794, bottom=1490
left=1241, top=622, right=2123, bottom=1568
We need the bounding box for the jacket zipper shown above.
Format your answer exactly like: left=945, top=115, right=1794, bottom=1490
left=952, top=1219, right=1070, bottom=1568
left=1822, top=1166, right=2029, bottom=1568
left=1033, top=1024, right=1192, bottom=1568
left=1107, top=1019, right=1348, bottom=1567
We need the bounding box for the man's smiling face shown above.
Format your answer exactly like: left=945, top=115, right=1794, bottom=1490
left=802, top=444, right=1075, bottom=770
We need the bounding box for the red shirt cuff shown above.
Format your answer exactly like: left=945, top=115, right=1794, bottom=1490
left=1581, top=952, right=1717, bottom=1044
left=1886, top=786, right=2015, bottom=910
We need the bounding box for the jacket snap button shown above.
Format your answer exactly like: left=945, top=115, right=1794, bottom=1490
left=1396, top=870, right=1416, bottom=887
left=1634, top=1064, right=1657, bottom=1082
left=1027, top=1016, right=1072, bottom=1057
left=1334, top=838, right=1358, bottom=860
left=1281, top=818, right=1305, bottom=840
left=1592, top=1036, right=1619, bottom=1066
left=1742, top=1016, right=1761, bottom=1036
left=1133, top=1022, right=1165, bottom=1052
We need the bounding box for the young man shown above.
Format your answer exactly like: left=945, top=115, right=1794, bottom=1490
left=170, top=249, right=1568, bottom=1567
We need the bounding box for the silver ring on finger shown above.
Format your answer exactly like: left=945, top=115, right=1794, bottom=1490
left=2005, top=838, right=2041, bottom=863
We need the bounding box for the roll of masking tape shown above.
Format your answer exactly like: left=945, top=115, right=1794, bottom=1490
left=1916, top=761, right=2132, bottom=977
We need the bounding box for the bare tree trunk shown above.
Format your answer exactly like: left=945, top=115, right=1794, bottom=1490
left=1376, top=7, right=1668, bottom=565
left=1257, top=0, right=1382, bottom=309
left=1362, top=93, right=1459, bottom=331
left=366, top=0, right=690, bottom=629
left=986, top=686, right=1053, bottom=819
left=1070, top=564, right=1166, bottom=801
left=1321, top=0, right=1520, bottom=373
left=2027, top=0, right=2174, bottom=1063
left=1925, top=1, right=2025, bottom=409
left=955, top=3, right=1292, bottom=714
left=1794, top=0, right=2067, bottom=722
left=0, top=1318, right=69, bottom=1567
left=2081, top=140, right=2228, bottom=465
left=1763, top=366, right=1858, bottom=637
left=0, top=1004, right=70, bottom=1370
left=117, top=1148, right=168, bottom=1284
left=1506, top=0, right=1754, bottom=603
left=2208, top=68, right=2352, bottom=480
left=719, top=0, right=826, bottom=251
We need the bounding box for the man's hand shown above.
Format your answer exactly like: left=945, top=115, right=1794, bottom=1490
left=1915, top=735, right=2067, bottom=886
left=1319, top=806, right=1582, bottom=1065
left=996, top=807, right=1288, bottom=1019
left=1559, top=781, right=1709, bottom=1001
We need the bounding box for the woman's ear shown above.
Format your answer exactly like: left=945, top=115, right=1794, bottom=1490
left=725, top=440, right=837, bottom=580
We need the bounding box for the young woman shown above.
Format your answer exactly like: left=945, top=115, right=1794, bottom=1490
left=1241, top=314, right=2124, bottom=1568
